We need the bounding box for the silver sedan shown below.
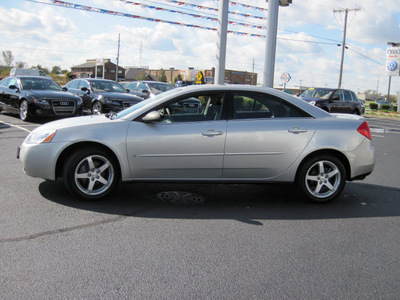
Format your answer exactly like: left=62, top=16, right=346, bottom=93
left=18, top=85, right=375, bottom=203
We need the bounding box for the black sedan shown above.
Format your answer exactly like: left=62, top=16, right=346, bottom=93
left=64, top=78, right=143, bottom=115
left=0, top=76, right=83, bottom=121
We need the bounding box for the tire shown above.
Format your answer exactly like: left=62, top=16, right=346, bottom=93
left=92, top=101, right=103, bottom=115
left=297, top=155, right=346, bottom=203
left=63, top=147, right=119, bottom=200
left=19, top=100, right=32, bottom=121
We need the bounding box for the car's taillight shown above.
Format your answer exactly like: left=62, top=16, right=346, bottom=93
left=357, top=121, right=371, bottom=140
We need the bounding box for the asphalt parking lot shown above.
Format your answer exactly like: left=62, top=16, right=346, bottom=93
left=1, top=113, right=400, bottom=299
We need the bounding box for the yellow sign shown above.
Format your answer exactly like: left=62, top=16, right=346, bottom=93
left=196, top=72, right=204, bottom=84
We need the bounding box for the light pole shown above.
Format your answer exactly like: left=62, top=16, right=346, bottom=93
left=215, top=0, right=229, bottom=85
left=263, top=0, right=292, bottom=88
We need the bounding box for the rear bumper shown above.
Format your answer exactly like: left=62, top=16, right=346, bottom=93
left=347, top=138, right=375, bottom=180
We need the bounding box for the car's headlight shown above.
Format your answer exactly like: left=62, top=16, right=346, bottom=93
left=26, top=129, right=56, bottom=144
left=33, top=98, right=49, bottom=104
left=106, top=100, right=121, bottom=106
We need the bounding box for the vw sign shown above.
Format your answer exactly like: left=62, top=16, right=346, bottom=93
left=386, top=47, right=400, bottom=76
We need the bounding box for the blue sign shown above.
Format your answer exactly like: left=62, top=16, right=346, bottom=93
left=387, top=60, right=398, bottom=72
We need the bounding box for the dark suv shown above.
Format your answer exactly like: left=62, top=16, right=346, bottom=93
left=300, top=87, right=363, bottom=115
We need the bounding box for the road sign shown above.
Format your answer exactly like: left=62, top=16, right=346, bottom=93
left=280, top=72, right=291, bottom=83
left=196, top=71, right=204, bottom=84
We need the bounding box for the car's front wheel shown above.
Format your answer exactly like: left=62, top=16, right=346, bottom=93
left=297, top=155, right=346, bottom=203
left=63, top=147, right=119, bottom=200
left=92, top=101, right=103, bottom=115
left=19, top=100, right=32, bottom=121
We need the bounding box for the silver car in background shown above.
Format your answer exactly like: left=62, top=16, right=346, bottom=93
left=18, top=85, right=375, bottom=203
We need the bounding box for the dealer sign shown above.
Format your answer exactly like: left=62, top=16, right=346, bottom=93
left=386, top=47, right=400, bottom=76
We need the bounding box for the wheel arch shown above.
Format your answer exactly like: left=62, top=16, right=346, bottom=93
left=55, top=141, right=121, bottom=180
left=295, top=149, right=351, bottom=183
left=18, top=97, right=28, bottom=108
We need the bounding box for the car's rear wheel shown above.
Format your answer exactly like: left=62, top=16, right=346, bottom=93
left=92, top=101, right=103, bottom=115
left=63, top=147, right=119, bottom=200
left=19, top=100, right=32, bottom=121
left=297, top=155, right=346, bottom=203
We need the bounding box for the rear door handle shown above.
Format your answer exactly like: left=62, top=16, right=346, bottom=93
left=288, top=127, right=308, bottom=134
left=202, top=130, right=223, bottom=136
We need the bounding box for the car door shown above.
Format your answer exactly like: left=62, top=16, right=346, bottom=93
left=126, top=92, right=227, bottom=179
left=5, top=77, right=20, bottom=111
left=329, top=90, right=344, bottom=113
left=342, top=90, right=354, bottom=113
left=0, top=78, right=11, bottom=108
left=78, top=80, right=93, bottom=109
left=223, top=92, right=317, bottom=179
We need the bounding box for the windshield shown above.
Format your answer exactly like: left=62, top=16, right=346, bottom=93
left=147, top=82, right=174, bottom=94
left=300, top=88, right=334, bottom=98
left=90, top=80, right=126, bottom=93
left=20, top=78, right=62, bottom=91
left=112, top=87, right=179, bottom=120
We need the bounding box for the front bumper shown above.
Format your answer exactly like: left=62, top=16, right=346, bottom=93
left=18, top=141, right=67, bottom=180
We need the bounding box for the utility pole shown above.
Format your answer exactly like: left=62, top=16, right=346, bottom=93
left=333, top=8, right=360, bottom=89
left=115, top=33, right=120, bottom=81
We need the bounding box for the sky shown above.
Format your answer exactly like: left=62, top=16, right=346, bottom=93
left=0, top=0, right=399, bottom=96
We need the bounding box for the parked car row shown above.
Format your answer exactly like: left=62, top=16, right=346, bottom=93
left=0, top=72, right=178, bottom=121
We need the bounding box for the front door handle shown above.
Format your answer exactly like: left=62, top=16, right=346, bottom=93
left=202, top=130, right=223, bottom=136
left=288, top=127, right=308, bottom=134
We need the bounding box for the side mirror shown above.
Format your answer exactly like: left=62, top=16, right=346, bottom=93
left=142, top=89, right=150, bottom=94
left=81, top=87, right=90, bottom=94
left=125, top=88, right=130, bottom=93
left=62, top=87, right=68, bottom=92
left=331, top=96, right=340, bottom=101
left=9, top=84, right=19, bottom=91
left=142, top=111, right=161, bottom=123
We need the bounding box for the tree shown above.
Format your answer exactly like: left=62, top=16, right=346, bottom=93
left=157, top=69, right=167, bottom=82
left=15, top=61, right=28, bottom=68
left=174, top=74, right=182, bottom=85
left=2, top=50, right=14, bottom=66
left=32, top=64, right=50, bottom=75
left=136, top=71, right=147, bottom=81
left=364, top=89, right=382, bottom=101
left=51, top=66, right=62, bottom=75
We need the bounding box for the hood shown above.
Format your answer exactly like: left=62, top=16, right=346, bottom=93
left=35, top=115, right=112, bottom=131
left=26, top=90, right=80, bottom=100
